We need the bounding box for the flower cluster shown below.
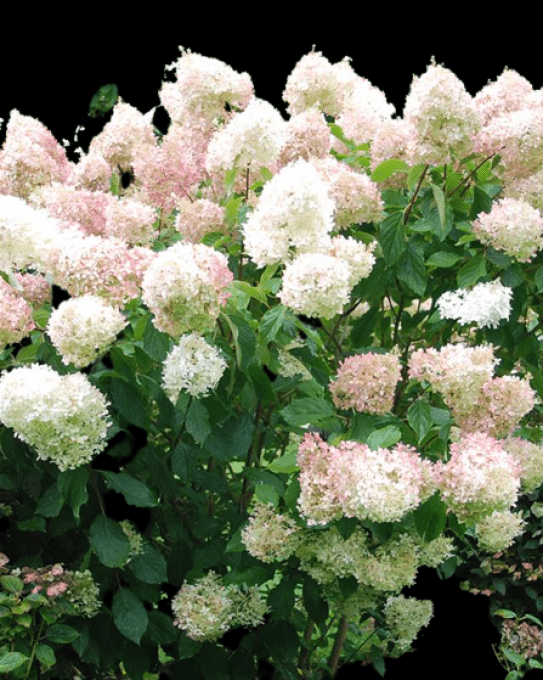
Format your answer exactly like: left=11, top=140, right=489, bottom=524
left=161, top=332, right=227, bottom=401
left=433, top=432, right=522, bottom=525
left=473, top=510, right=526, bottom=553
left=141, top=241, right=233, bottom=337
left=471, top=197, right=543, bottom=262
left=49, top=231, right=157, bottom=308
left=282, top=50, right=359, bottom=118
left=408, top=343, right=497, bottom=417
left=119, top=520, right=145, bottom=564
left=297, top=432, right=435, bottom=525
left=174, top=197, right=228, bottom=243
left=205, top=97, right=286, bottom=175
left=403, top=58, right=481, bottom=165
left=437, top=279, right=513, bottom=329
left=329, top=350, right=401, bottom=414
left=501, top=436, right=543, bottom=493
left=46, top=294, right=128, bottom=367
left=500, top=618, right=543, bottom=661
left=171, top=570, right=267, bottom=642
left=0, top=364, right=111, bottom=471
left=10, top=562, right=101, bottom=618
left=278, top=252, right=352, bottom=319
left=383, top=594, right=434, bottom=655
left=241, top=502, right=301, bottom=562
left=0, top=277, right=35, bottom=349
left=455, top=375, right=536, bottom=438
left=242, top=157, right=336, bottom=267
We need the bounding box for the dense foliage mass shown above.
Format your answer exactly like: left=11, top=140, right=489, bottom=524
left=1, top=47, right=543, bottom=679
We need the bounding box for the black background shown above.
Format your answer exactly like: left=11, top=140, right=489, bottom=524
left=1, top=11, right=541, bottom=680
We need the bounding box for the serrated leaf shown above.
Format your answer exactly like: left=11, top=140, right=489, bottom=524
left=128, top=544, right=167, bottom=584
left=36, top=644, right=55, bottom=668
left=101, top=471, right=158, bottom=508
left=267, top=451, right=299, bottom=474
left=413, top=493, right=447, bottom=542
left=45, top=623, right=80, bottom=644
left=457, top=254, right=486, bottom=288
left=35, top=483, right=65, bottom=518
left=0, top=652, right=29, bottom=672
left=407, top=400, right=432, bottom=443
left=366, top=426, right=401, bottom=450
left=426, top=252, right=463, bottom=268
left=112, top=588, right=148, bottom=645
left=280, top=398, right=335, bottom=427
left=185, top=400, right=211, bottom=446
left=379, top=213, right=406, bottom=265
left=57, top=467, right=89, bottom=520
left=397, top=241, right=426, bottom=296
left=371, top=159, right=409, bottom=182
left=260, top=305, right=286, bottom=344
left=90, top=515, right=131, bottom=568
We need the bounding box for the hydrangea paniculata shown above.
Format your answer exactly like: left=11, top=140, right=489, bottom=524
left=161, top=332, right=227, bottom=401
left=437, top=280, right=513, bottom=329
left=329, top=351, right=401, bottom=414
left=474, top=510, right=526, bottom=553
left=141, top=241, right=233, bottom=337
left=433, top=432, right=522, bottom=525
left=46, top=294, right=128, bottom=367
left=171, top=571, right=267, bottom=642
left=241, top=502, right=301, bottom=562
left=0, top=364, right=111, bottom=471
left=471, top=197, right=543, bottom=262
left=242, top=157, right=336, bottom=267
left=403, top=59, right=481, bottom=165
left=278, top=252, right=352, bottom=319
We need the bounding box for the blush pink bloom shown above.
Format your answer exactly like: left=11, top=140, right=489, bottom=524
left=329, top=351, right=401, bottom=414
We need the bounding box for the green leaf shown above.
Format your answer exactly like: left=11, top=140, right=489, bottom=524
left=379, top=213, right=406, bottom=265
left=413, top=493, right=448, bottom=542
left=457, top=254, right=486, bottom=288
left=35, top=644, right=55, bottom=669
left=407, top=163, right=428, bottom=192
left=267, top=450, right=299, bottom=474
left=89, top=83, right=118, bottom=118
left=0, top=575, right=24, bottom=593
left=494, top=609, right=517, bottom=619
left=0, top=652, right=29, bottom=673
left=90, top=515, right=131, bottom=568
left=268, top=576, right=296, bottom=618
left=45, top=623, right=80, bottom=644
left=109, top=378, right=150, bottom=429
left=254, top=484, right=280, bottom=506
left=128, top=544, right=168, bottom=584
left=35, top=483, right=64, bottom=518
left=204, top=412, right=255, bottom=462
left=366, top=426, right=401, bottom=450
left=407, top=400, right=432, bottom=443
left=470, top=185, right=493, bottom=220
left=504, top=648, right=527, bottom=666
left=426, top=252, right=463, bottom=268
left=112, top=588, right=148, bottom=645
left=142, top=320, right=170, bottom=362
left=280, top=398, right=335, bottom=427
left=260, top=305, right=286, bottom=344
left=57, top=467, right=89, bottom=520
left=397, top=241, right=426, bottom=296
left=430, top=182, right=447, bottom=236
left=185, top=400, right=211, bottom=446
left=371, top=159, right=409, bottom=182
left=101, top=471, right=158, bottom=508
left=17, top=516, right=46, bottom=532
left=302, top=576, right=329, bottom=627
left=229, top=280, right=268, bottom=305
